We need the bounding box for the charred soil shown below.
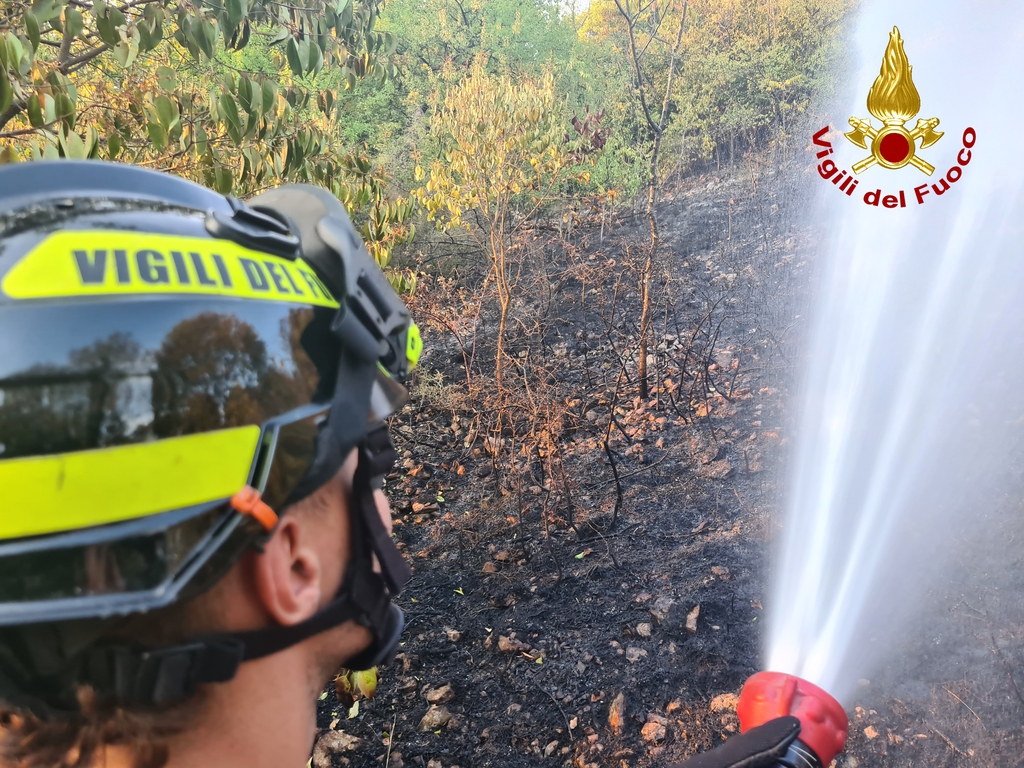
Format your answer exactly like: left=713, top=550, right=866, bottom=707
left=314, top=161, right=1024, bottom=767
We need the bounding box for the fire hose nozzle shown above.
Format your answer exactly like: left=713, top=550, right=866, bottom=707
left=737, top=672, right=848, bottom=768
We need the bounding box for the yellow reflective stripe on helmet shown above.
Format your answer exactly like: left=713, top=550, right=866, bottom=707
left=406, top=322, right=423, bottom=370
left=0, top=426, right=261, bottom=540
left=2, top=231, right=339, bottom=308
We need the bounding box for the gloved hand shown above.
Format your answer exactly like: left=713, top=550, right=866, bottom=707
left=668, top=716, right=803, bottom=768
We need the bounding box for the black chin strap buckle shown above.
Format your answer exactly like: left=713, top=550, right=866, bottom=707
left=83, top=637, right=244, bottom=705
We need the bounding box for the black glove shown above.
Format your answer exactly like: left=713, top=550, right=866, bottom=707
left=669, top=716, right=802, bottom=768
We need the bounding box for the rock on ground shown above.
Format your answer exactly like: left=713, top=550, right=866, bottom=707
left=641, top=720, right=668, bottom=743
left=710, top=692, right=739, bottom=713
left=425, top=683, right=455, bottom=704
left=418, top=705, right=452, bottom=731
left=312, top=730, right=363, bottom=768
left=497, top=635, right=530, bottom=653
left=686, top=604, right=701, bottom=633
left=625, top=647, right=648, bottom=663
left=650, top=596, right=674, bottom=624
left=701, top=459, right=736, bottom=479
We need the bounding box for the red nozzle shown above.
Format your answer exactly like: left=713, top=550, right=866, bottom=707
left=737, top=671, right=848, bottom=767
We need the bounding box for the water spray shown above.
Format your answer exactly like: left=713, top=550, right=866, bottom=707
left=737, top=672, right=848, bottom=768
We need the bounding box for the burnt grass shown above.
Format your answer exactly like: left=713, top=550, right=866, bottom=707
left=315, top=160, right=1024, bottom=767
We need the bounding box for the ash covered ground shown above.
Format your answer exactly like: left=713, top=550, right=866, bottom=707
left=314, top=160, right=1024, bottom=768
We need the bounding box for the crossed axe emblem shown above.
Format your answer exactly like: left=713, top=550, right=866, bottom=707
left=845, top=116, right=945, bottom=175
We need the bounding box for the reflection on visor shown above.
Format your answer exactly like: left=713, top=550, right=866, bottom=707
left=0, top=507, right=222, bottom=604
left=252, top=404, right=330, bottom=511
left=251, top=372, right=406, bottom=511
left=0, top=296, right=410, bottom=619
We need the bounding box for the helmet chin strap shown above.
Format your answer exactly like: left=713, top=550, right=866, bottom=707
left=80, top=425, right=410, bottom=705
left=225, top=423, right=410, bottom=669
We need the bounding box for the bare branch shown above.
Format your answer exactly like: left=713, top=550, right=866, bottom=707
left=63, top=43, right=112, bottom=73
left=0, top=122, right=60, bottom=139
left=611, top=0, right=657, bottom=135
left=58, top=14, right=74, bottom=64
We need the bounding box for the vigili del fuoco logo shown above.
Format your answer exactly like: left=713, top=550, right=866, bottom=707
left=812, top=26, right=976, bottom=209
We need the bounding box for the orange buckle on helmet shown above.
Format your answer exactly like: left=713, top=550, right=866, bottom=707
left=230, top=486, right=279, bottom=531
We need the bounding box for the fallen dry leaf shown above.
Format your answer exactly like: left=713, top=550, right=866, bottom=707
left=608, top=692, right=626, bottom=735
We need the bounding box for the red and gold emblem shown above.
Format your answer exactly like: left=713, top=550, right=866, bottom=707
left=845, top=26, right=943, bottom=175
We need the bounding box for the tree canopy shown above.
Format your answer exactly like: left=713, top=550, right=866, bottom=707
left=1, top=0, right=855, bottom=281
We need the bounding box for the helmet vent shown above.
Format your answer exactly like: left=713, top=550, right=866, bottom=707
left=205, top=197, right=300, bottom=259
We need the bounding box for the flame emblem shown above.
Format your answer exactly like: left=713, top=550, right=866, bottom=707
left=845, top=26, right=943, bottom=175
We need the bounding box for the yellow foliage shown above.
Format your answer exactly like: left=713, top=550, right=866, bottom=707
left=411, top=60, right=585, bottom=233
left=411, top=59, right=602, bottom=385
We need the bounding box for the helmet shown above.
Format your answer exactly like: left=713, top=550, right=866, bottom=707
left=0, top=162, right=421, bottom=711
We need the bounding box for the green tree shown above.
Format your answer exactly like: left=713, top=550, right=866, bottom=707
left=0, top=0, right=391, bottom=169
left=608, top=0, right=688, bottom=401
left=660, top=0, right=855, bottom=169
left=0, top=0, right=417, bottom=283
left=413, top=60, right=603, bottom=387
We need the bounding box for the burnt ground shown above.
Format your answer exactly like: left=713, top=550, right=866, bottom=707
left=313, top=160, right=1024, bottom=767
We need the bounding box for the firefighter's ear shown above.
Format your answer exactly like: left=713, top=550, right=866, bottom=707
left=252, top=515, right=325, bottom=625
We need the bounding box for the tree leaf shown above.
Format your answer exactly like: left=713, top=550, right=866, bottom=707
left=261, top=79, right=277, bottom=114
left=55, top=91, right=74, bottom=129
left=193, top=122, right=208, bottom=156
left=234, top=19, right=250, bottom=50
left=237, top=75, right=253, bottom=115
left=84, top=126, right=100, bottom=158
left=202, top=18, right=218, bottom=59
left=125, top=26, right=141, bottom=67
left=29, top=0, right=62, bottom=24
left=155, top=94, right=179, bottom=130
left=286, top=37, right=302, bottom=75
left=25, top=14, right=40, bottom=53
left=41, top=93, right=55, bottom=124
left=26, top=92, right=43, bottom=126
left=147, top=121, right=167, bottom=151
left=213, top=163, right=233, bottom=194
left=307, top=40, right=323, bottom=75
left=107, top=6, right=126, bottom=31
left=219, top=92, right=241, bottom=142
left=107, top=132, right=122, bottom=160
left=95, top=10, right=118, bottom=45
left=59, top=127, right=87, bottom=159
left=6, top=34, right=25, bottom=75
left=0, top=65, right=12, bottom=115
left=156, top=65, right=176, bottom=92
left=64, top=8, right=84, bottom=39
left=138, top=6, right=164, bottom=52
left=226, top=0, right=243, bottom=27
left=112, top=38, right=130, bottom=66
